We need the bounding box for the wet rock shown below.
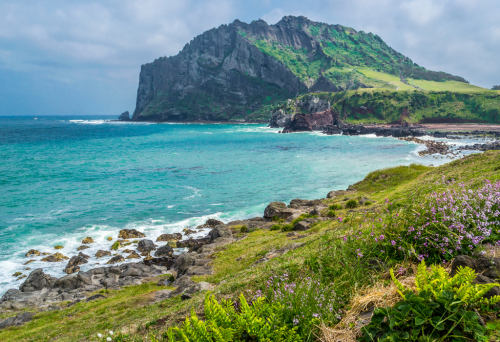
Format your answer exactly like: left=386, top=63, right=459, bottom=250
left=118, top=229, right=145, bottom=239
left=64, top=254, right=89, bottom=274
left=264, top=202, right=296, bottom=220
left=95, top=250, right=111, bottom=259
left=154, top=245, right=174, bottom=257
left=77, top=245, right=90, bottom=251
left=81, top=237, right=94, bottom=244
left=156, top=233, right=182, bottom=242
left=183, top=228, right=197, bottom=236
left=25, top=249, right=40, bottom=257
left=41, top=253, right=69, bottom=262
left=137, top=239, right=156, bottom=253
left=54, top=245, right=64, bottom=250
left=125, top=251, right=141, bottom=259
left=0, top=312, right=34, bottom=330
left=106, top=255, right=125, bottom=265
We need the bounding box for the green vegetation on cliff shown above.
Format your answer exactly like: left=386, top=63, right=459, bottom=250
left=3, top=151, right=500, bottom=341
left=270, top=89, right=500, bottom=124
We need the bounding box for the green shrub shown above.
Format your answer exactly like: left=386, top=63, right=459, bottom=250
left=270, top=224, right=282, bottom=231
left=326, top=210, right=336, bottom=218
left=328, top=203, right=343, bottom=210
left=345, top=199, right=358, bottom=209
left=281, top=224, right=293, bottom=232
left=361, top=261, right=500, bottom=342
left=272, top=216, right=285, bottom=223
left=166, top=293, right=301, bottom=341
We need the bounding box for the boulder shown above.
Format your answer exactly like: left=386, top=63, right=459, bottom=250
left=77, top=245, right=90, bottom=251
left=118, top=229, right=145, bottom=239
left=19, top=269, right=57, bottom=292
left=154, top=245, right=174, bottom=257
left=173, top=253, right=197, bottom=275
left=81, top=237, right=94, bottom=244
left=106, top=255, right=125, bottom=265
left=156, top=233, right=182, bottom=242
left=25, top=249, right=40, bottom=257
left=125, top=251, right=141, bottom=259
left=209, top=225, right=233, bottom=242
left=264, top=202, right=295, bottom=220
left=64, top=254, right=89, bottom=274
left=137, top=239, right=156, bottom=253
left=0, top=312, right=34, bottom=330
left=95, top=250, right=111, bottom=259
left=41, top=253, right=68, bottom=262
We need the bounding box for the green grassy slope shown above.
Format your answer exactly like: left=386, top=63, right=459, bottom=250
left=2, top=151, right=500, bottom=341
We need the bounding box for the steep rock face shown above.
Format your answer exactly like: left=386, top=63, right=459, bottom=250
left=132, top=18, right=310, bottom=122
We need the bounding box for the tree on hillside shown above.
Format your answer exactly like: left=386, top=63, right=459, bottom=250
left=492, top=85, right=500, bottom=90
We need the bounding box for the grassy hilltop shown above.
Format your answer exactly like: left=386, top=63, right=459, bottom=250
left=3, top=151, right=500, bottom=341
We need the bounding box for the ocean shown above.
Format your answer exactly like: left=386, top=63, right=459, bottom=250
left=0, top=115, right=481, bottom=295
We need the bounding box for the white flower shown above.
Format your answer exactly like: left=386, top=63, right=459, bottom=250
left=97, top=333, right=102, bottom=338
left=109, top=331, right=113, bottom=335
left=107, top=338, right=112, bottom=342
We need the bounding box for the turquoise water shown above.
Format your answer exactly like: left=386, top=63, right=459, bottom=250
left=0, top=116, right=475, bottom=294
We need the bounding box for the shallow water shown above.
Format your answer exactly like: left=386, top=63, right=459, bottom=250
left=0, top=116, right=482, bottom=295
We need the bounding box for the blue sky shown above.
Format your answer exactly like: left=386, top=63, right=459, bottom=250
left=1, top=0, right=499, bottom=116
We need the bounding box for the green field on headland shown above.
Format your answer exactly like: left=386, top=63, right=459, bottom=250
left=2, top=151, right=500, bottom=341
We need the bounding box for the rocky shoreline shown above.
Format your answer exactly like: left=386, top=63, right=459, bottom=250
left=0, top=197, right=337, bottom=329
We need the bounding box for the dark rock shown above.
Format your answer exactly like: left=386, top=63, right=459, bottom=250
left=0, top=312, right=34, bottom=330
left=86, top=294, right=106, bottom=302
left=19, top=269, right=57, bottom=292
left=95, top=250, right=111, bottom=259
left=154, top=245, right=174, bottom=257
left=137, top=239, right=156, bottom=253
left=118, top=111, right=130, bottom=121
left=180, top=294, right=192, bottom=301
left=156, top=233, right=182, bottom=242
left=143, top=256, right=175, bottom=269
left=118, top=229, right=145, bottom=239
left=264, top=202, right=295, bottom=220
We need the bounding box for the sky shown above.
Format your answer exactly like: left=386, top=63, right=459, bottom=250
left=0, top=0, right=499, bottom=116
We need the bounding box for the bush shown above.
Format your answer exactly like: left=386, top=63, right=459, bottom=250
left=272, top=216, right=285, bottom=223
left=345, top=199, right=358, bottom=209
left=328, top=203, right=343, bottom=210
left=361, top=261, right=500, bottom=342
left=166, top=293, right=301, bottom=341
